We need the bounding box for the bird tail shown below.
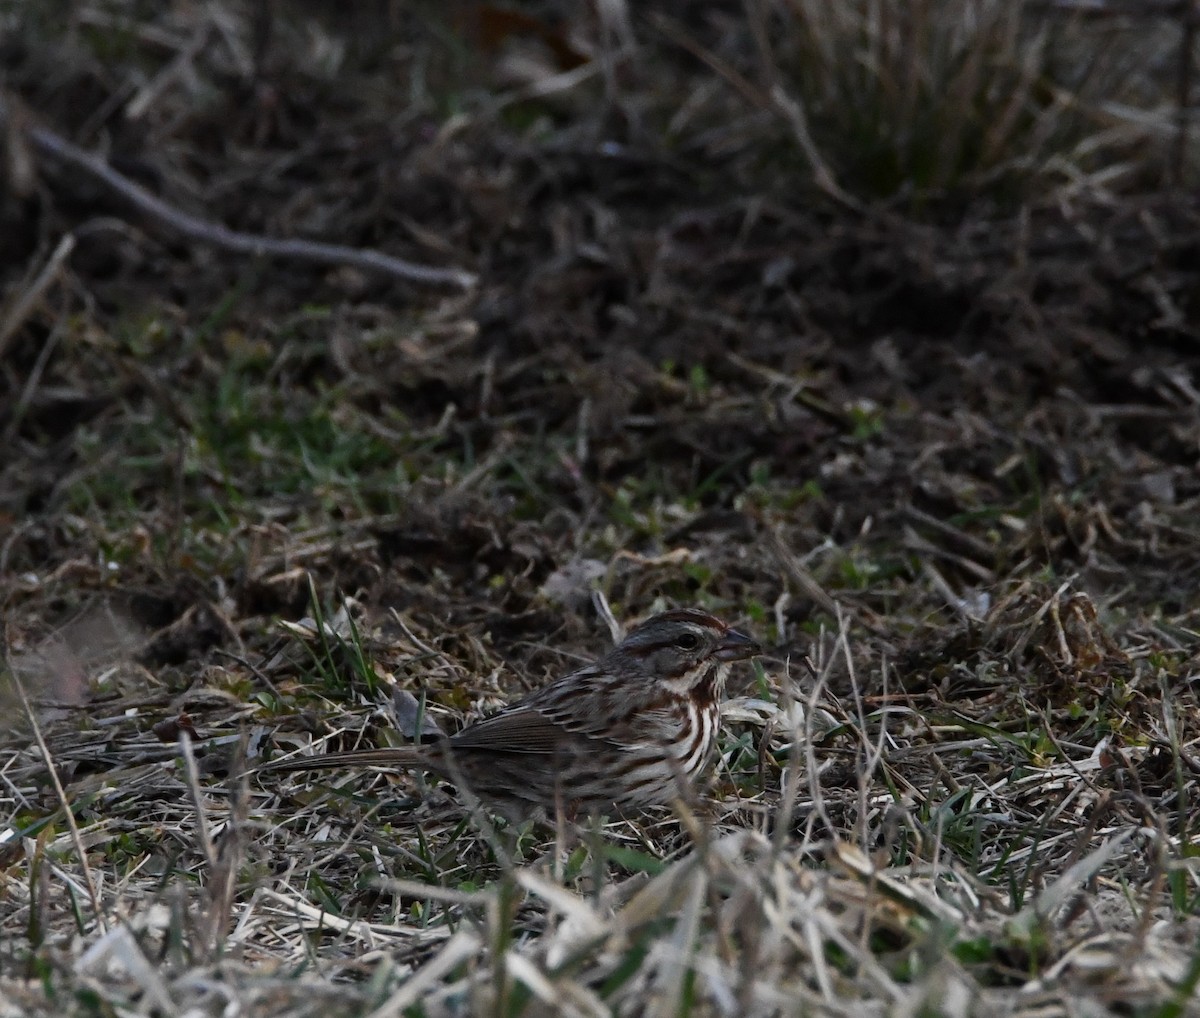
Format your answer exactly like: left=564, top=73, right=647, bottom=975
left=256, top=746, right=427, bottom=774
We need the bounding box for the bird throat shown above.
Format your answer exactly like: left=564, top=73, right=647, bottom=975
left=662, top=660, right=728, bottom=707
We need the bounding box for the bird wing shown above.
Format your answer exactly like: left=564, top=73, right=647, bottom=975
left=448, top=704, right=575, bottom=754
left=449, top=664, right=670, bottom=755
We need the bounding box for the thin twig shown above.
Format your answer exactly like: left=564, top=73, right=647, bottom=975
left=28, top=125, right=477, bottom=290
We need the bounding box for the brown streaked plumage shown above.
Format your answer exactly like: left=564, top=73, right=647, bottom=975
left=259, top=608, right=759, bottom=819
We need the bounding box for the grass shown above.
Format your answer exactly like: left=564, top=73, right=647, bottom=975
left=2, top=0, right=1200, bottom=1015
left=5, top=604, right=1196, bottom=1013
left=642, top=0, right=1186, bottom=209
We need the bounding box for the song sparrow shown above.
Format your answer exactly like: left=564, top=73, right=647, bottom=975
left=261, top=608, right=759, bottom=818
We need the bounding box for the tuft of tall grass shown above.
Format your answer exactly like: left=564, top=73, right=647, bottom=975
left=748, top=0, right=1181, bottom=204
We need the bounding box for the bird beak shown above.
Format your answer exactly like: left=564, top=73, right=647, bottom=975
left=714, top=627, right=759, bottom=661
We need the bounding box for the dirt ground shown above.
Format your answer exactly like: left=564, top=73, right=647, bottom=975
left=2, top=3, right=1200, bottom=1016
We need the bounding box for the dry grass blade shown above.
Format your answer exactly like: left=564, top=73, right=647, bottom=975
left=648, top=865, right=706, bottom=1017
left=364, top=932, right=482, bottom=1018
left=0, top=232, right=74, bottom=361
left=1008, top=828, right=1138, bottom=932
left=8, top=666, right=104, bottom=932
left=75, top=925, right=175, bottom=1012
left=254, top=888, right=448, bottom=944
left=769, top=529, right=840, bottom=618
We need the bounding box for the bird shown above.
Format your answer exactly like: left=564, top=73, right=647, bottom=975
left=259, top=608, right=759, bottom=819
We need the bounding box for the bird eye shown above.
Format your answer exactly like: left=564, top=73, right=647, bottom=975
left=674, top=632, right=701, bottom=651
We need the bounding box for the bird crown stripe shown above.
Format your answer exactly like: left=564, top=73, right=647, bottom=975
left=639, top=608, right=725, bottom=628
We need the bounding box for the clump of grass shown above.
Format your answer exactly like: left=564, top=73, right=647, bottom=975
left=751, top=0, right=1176, bottom=203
